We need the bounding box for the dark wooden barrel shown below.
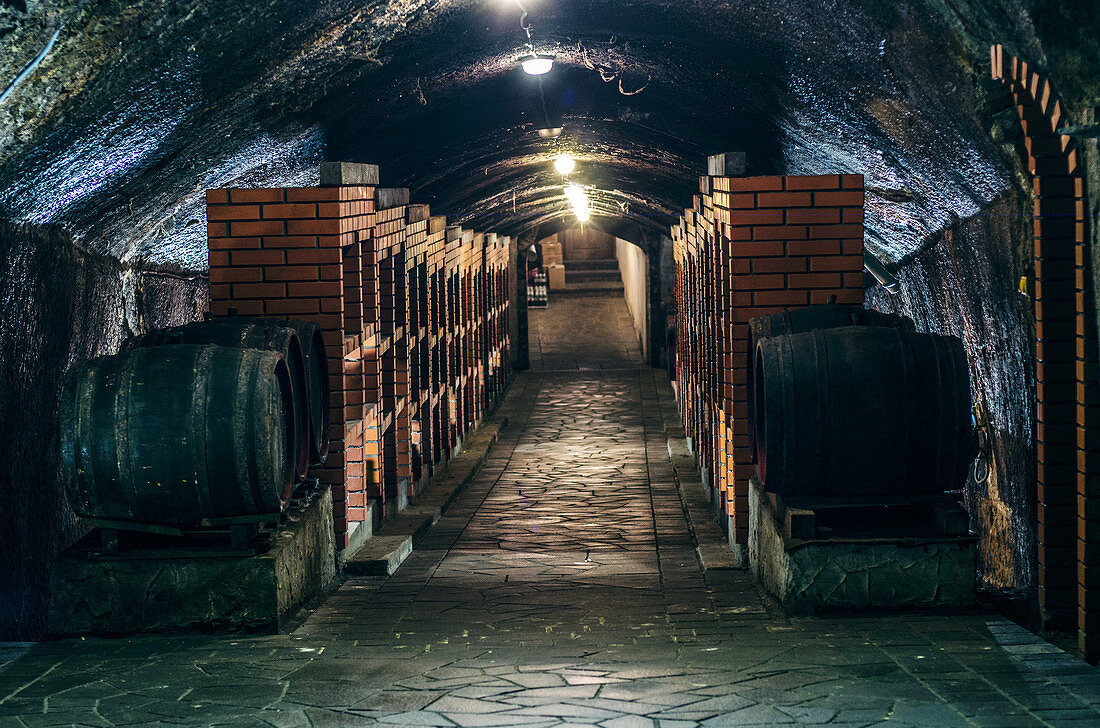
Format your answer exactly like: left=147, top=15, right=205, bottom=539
left=286, top=321, right=330, bottom=466
left=747, top=304, right=916, bottom=463
left=751, top=325, right=976, bottom=498
left=59, top=344, right=296, bottom=525
left=127, top=317, right=311, bottom=479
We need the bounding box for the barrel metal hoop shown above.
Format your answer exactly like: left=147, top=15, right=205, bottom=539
left=813, top=328, right=829, bottom=489
left=241, top=350, right=265, bottom=510
left=895, top=326, right=915, bottom=495
left=777, top=334, right=797, bottom=493
left=76, top=363, right=102, bottom=513
left=274, top=357, right=297, bottom=503
left=191, top=345, right=216, bottom=518
left=117, top=353, right=139, bottom=516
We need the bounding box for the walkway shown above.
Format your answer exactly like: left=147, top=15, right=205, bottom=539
left=528, top=296, right=644, bottom=371
left=3, top=295, right=1100, bottom=727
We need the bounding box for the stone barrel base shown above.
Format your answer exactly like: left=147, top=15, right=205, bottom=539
left=748, top=480, right=976, bottom=612
left=47, top=486, right=336, bottom=636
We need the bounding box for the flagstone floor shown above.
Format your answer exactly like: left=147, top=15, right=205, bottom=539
left=2, top=295, right=1100, bottom=727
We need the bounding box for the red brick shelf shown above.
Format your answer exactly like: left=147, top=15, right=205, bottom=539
left=207, top=172, right=512, bottom=550
left=672, top=172, right=865, bottom=547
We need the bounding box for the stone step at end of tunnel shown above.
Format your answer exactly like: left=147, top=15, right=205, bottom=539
left=563, top=259, right=619, bottom=272
left=565, top=270, right=623, bottom=283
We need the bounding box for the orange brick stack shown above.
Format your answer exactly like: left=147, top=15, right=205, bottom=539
left=400, top=203, right=441, bottom=491
left=206, top=165, right=513, bottom=549
left=438, top=227, right=512, bottom=446
left=462, top=232, right=486, bottom=425
left=375, top=192, right=414, bottom=507
left=672, top=171, right=865, bottom=547
left=424, top=216, right=449, bottom=471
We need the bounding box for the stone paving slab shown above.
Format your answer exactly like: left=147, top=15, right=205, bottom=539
left=528, top=297, right=644, bottom=372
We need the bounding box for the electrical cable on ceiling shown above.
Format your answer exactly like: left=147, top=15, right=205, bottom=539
left=619, top=75, right=651, bottom=96
left=515, top=1, right=533, bottom=53
left=576, top=41, right=648, bottom=97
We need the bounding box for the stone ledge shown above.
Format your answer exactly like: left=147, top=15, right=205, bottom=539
left=319, top=161, right=380, bottom=186
left=335, top=500, right=376, bottom=569
left=748, top=479, right=977, bottom=613
left=655, top=370, right=746, bottom=571
left=668, top=436, right=744, bottom=570
left=47, top=486, right=336, bottom=636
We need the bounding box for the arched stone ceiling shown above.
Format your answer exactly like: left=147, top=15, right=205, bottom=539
left=0, top=0, right=1048, bottom=269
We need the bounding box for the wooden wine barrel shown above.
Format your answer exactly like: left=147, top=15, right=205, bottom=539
left=60, top=344, right=296, bottom=525
left=747, top=304, right=916, bottom=463
left=127, top=317, right=311, bottom=479
left=285, top=321, right=330, bottom=466
left=751, top=325, right=976, bottom=498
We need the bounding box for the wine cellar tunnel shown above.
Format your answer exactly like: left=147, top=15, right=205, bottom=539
left=3, top=0, right=1100, bottom=725
left=523, top=227, right=658, bottom=371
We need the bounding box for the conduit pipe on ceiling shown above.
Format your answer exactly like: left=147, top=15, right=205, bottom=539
left=863, top=250, right=899, bottom=295
left=0, top=28, right=61, bottom=106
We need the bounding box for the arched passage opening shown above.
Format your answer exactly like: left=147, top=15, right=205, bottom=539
left=520, top=225, right=656, bottom=370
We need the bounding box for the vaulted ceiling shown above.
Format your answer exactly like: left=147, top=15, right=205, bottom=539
left=0, top=0, right=1057, bottom=268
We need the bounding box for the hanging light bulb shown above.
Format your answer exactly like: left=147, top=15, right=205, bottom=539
left=563, top=183, right=586, bottom=208
left=553, top=154, right=576, bottom=176
left=511, top=0, right=553, bottom=76
left=520, top=53, right=555, bottom=75
left=564, top=184, right=590, bottom=222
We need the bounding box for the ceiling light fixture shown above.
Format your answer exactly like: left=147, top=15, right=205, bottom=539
left=554, top=154, right=576, bottom=175
left=538, top=127, right=563, bottom=138
left=521, top=53, right=555, bottom=76
left=510, top=1, right=554, bottom=76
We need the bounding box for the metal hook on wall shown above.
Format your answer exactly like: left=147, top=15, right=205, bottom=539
left=971, top=398, right=994, bottom=485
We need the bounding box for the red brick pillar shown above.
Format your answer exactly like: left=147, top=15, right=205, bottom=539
left=676, top=173, right=865, bottom=545
left=206, top=183, right=375, bottom=549
left=993, top=45, right=1098, bottom=657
